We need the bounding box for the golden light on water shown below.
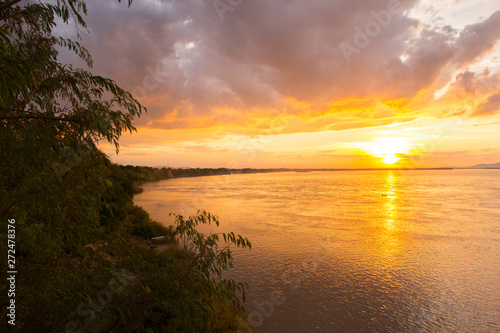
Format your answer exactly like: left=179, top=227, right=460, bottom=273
left=375, top=171, right=405, bottom=259
left=383, top=172, right=398, bottom=231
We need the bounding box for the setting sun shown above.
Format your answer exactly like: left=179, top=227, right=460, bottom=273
left=381, top=154, right=400, bottom=165
left=358, top=138, right=413, bottom=165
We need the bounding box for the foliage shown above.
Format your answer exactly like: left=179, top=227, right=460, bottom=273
left=106, top=212, right=252, bottom=332
left=0, top=0, right=251, bottom=332
left=0, top=0, right=145, bottom=227
left=172, top=210, right=251, bottom=307
left=0, top=1, right=145, bottom=326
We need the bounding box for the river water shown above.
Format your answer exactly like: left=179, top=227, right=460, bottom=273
left=134, top=170, right=500, bottom=332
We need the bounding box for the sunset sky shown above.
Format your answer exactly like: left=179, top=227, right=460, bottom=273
left=62, top=0, right=500, bottom=168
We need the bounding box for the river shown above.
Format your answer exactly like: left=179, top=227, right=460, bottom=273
left=134, top=170, right=500, bottom=332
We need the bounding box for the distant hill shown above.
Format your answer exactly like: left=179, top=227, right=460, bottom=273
left=458, top=162, right=500, bottom=169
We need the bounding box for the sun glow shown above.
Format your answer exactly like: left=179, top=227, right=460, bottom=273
left=381, top=155, right=400, bottom=164
left=358, top=137, right=413, bottom=165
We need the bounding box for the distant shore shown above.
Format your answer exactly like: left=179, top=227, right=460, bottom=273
left=287, top=167, right=455, bottom=172
left=128, top=165, right=460, bottom=185
left=127, top=164, right=498, bottom=186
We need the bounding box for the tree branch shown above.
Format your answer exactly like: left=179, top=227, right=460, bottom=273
left=0, top=0, right=23, bottom=15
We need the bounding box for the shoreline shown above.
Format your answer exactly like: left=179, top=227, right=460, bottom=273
left=132, top=167, right=459, bottom=186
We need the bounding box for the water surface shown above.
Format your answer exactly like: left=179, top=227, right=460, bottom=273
left=134, top=170, right=500, bottom=332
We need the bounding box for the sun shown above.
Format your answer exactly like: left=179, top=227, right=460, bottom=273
left=381, top=154, right=400, bottom=164
left=358, top=137, right=412, bottom=165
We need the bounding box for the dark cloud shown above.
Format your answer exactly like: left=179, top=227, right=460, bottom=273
left=70, top=1, right=500, bottom=130
left=455, top=71, right=478, bottom=93
left=452, top=10, right=500, bottom=66
left=448, top=68, right=500, bottom=97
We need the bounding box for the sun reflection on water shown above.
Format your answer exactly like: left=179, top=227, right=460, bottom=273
left=373, top=171, right=406, bottom=259
left=383, top=171, right=398, bottom=231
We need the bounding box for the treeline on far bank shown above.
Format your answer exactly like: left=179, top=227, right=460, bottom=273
left=121, top=165, right=287, bottom=183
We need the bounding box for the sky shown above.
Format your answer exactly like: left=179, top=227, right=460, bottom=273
left=61, top=0, right=500, bottom=168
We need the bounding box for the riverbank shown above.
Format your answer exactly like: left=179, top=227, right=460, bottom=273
left=121, top=206, right=252, bottom=333
left=2, top=161, right=251, bottom=332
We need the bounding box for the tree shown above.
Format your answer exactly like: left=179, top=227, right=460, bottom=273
left=0, top=2, right=252, bottom=331
left=0, top=1, right=146, bottom=330
left=0, top=0, right=144, bottom=231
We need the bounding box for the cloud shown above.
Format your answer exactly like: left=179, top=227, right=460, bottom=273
left=473, top=92, right=500, bottom=116
left=452, top=10, right=500, bottom=66
left=71, top=1, right=500, bottom=135
left=435, top=67, right=500, bottom=118
left=455, top=71, right=479, bottom=93
left=473, top=121, right=500, bottom=127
